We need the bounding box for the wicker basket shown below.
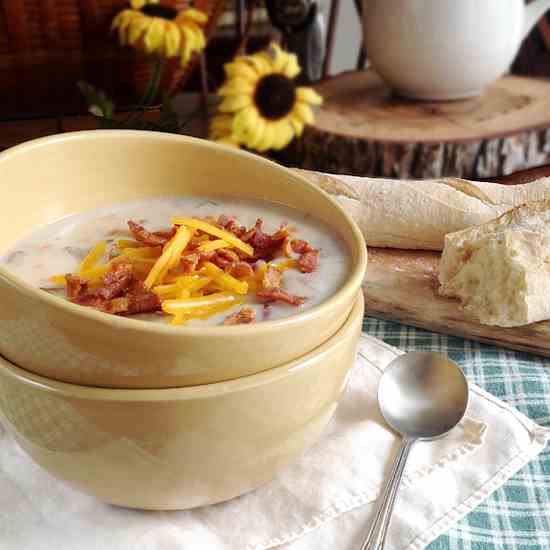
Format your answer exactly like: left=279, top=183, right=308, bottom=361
left=0, top=0, right=225, bottom=118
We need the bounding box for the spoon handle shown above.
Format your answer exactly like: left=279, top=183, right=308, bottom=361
left=360, top=438, right=415, bottom=550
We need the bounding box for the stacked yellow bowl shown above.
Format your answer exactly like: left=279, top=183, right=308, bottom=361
left=0, top=132, right=367, bottom=510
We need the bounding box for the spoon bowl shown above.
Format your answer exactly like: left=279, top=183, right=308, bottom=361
left=378, top=352, right=469, bottom=440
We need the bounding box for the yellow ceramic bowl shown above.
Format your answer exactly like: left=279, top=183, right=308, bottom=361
left=0, top=131, right=367, bottom=388
left=0, top=293, right=363, bottom=510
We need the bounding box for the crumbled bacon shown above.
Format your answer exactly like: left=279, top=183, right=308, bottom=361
left=271, top=224, right=292, bottom=242
left=291, top=239, right=313, bottom=254
left=248, top=219, right=273, bottom=250
left=217, top=214, right=233, bottom=227
left=261, top=266, right=282, bottom=289
left=279, top=237, right=293, bottom=258
left=217, top=215, right=246, bottom=238
left=128, top=220, right=176, bottom=247
left=223, top=306, right=256, bottom=325
left=298, top=249, right=320, bottom=273
left=121, top=281, right=161, bottom=314
left=218, top=248, right=240, bottom=265
left=66, top=274, right=89, bottom=301
left=180, top=254, right=199, bottom=274
left=94, top=259, right=133, bottom=300
left=229, top=261, right=254, bottom=279
left=103, top=286, right=161, bottom=315
left=256, top=288, right=305, bottom=306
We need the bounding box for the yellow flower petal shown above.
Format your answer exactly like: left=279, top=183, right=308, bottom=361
left=296, top=87, right=323, bottom=106
left=292, top=102, right=314, bottom=125
left=218, top=137, right=241, bottom=148
left=218, top=78, right=254, bottom=96
left=184, top=20, right=206, bottom=50
left=271, top=120, right=294, bottom=150
left=282, top=53, right=301, bottom=79
left=181, top=8, right=208, bottom=25
left=130, top=0, right=147, bottom=9
left=143, top=18, right=164, bottom=54
left=289, top=115, right=305, bottom=137
left=255, top=122, right=276, bottom=152
left=232, top=105, right=259, bottom=138
left=180, top=26, right=196, bottom=66
left=210, top=115, right=233, bottom=135
left=112, top=10, right=135, bottom=45
left=246, top=54, right=271, bottom=76
left=164, top=21, right=181, bottom=57
left=128, top=14, right=149, bottom=45
left=224, top=61, right=258, bottom=82
left=245, top=116, right=266, bottom=149
left=218, top=94, right=252, bottom=113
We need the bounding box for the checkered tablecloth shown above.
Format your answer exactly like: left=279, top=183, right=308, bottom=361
left=363, top=317, right=550, bottom=550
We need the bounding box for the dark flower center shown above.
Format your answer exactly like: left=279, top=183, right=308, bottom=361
left=140, top=4, right=178, bottom=19
left=254, top=74, right=296, bottom=120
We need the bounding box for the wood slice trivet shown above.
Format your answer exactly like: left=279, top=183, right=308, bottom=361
left=281, top=71, right=550, bottom=180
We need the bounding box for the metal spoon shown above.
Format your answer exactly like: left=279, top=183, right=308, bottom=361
left=360, top=352, right=469, bottom=550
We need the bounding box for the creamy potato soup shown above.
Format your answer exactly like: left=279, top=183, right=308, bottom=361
left=0, top=196, right=350, bottom=326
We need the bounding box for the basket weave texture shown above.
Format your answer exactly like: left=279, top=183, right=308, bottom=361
left=0, top=0, right=225, bottom=117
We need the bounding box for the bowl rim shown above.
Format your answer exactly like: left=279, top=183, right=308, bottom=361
left=0, top=130, right=367, bottom=337
left=0, top=293, right=363, bottom=401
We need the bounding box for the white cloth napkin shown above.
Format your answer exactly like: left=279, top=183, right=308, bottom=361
left=1, top=334, right=548, bottom=550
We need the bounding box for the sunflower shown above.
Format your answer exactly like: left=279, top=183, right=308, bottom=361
left=213, top=43, right=322, bottom=152
left=209, top=115, right=241, bottom=148
left=111, top=0, right=208, bottom=67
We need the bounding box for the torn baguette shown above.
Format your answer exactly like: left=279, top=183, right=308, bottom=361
left=297, top=169, right=550, bottom=250
left=438, top=200, right=550, bottom=327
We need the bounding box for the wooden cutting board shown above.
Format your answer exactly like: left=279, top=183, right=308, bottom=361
left=363, top=247, right=550, bottom=358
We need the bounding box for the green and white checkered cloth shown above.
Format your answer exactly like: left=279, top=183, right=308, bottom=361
left=363, top=317, right=550, bottom=550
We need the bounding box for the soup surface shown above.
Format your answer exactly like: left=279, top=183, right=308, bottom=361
left=0, top=196, right=350, bottom=326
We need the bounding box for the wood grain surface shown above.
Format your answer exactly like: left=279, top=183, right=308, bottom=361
left=364, top=248, right=550, bottom=358
left=281, top=71, right=550, bottom=180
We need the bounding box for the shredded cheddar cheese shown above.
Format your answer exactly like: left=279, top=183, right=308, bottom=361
left=196, top=239, right=230, bottom=253
left=121, top=246, right=161, bottom=259
left=78, top=240, right=107, bottom=273
left=144, top=227, right=191, bottom=289
left=171, top=218, right=253, bottom=256
left=203, top=262, right=248, bottom=295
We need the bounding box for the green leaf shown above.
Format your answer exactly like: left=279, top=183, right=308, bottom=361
left=77, top=81, right=115, bottom=120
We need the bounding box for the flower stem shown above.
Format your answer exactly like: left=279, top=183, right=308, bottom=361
left=142, top=58, right=164, bottom=107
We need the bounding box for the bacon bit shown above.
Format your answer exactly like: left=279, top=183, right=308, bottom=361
left=212, top=254, right=232, bottom=269
left=271, top=224, right=291, bottom=242
left=261, top=266, right=282, bottom=289
left=248, top=219, right=273, bottom=250
left=229, top=261, right=254, bottom=279
left=104, top=282, right=161, bottom=315
left=94, top=259, right=133, bottom=300
left=217, top=248, right=240, bottom=263
left=218, top=215, right=247, bottom=238
left=298, top=249, right=320, bottom=273
left=125, top=281, right=162, bottom=314
left=217, top=214, right=233, bottom=227
left=66, top=274, right=89, bottom=301
left=291, top=239, right=313, bottom=254
left=256, top=288, right=305, bottom=306
left=180, top=254, right=199, bottom=274
left=223, top=306, right=256, bottom=325
left=280, top=237, right=293, bottom=258
left=128, top=221, right=176, bottom=247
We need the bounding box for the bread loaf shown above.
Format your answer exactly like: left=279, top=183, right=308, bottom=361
left=296, top=169, right=550, bottom=250
left=438, top=200, right=550, bottom=327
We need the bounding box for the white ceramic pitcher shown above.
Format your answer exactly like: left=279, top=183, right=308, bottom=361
left=363, top=0, right=550, bottom=100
